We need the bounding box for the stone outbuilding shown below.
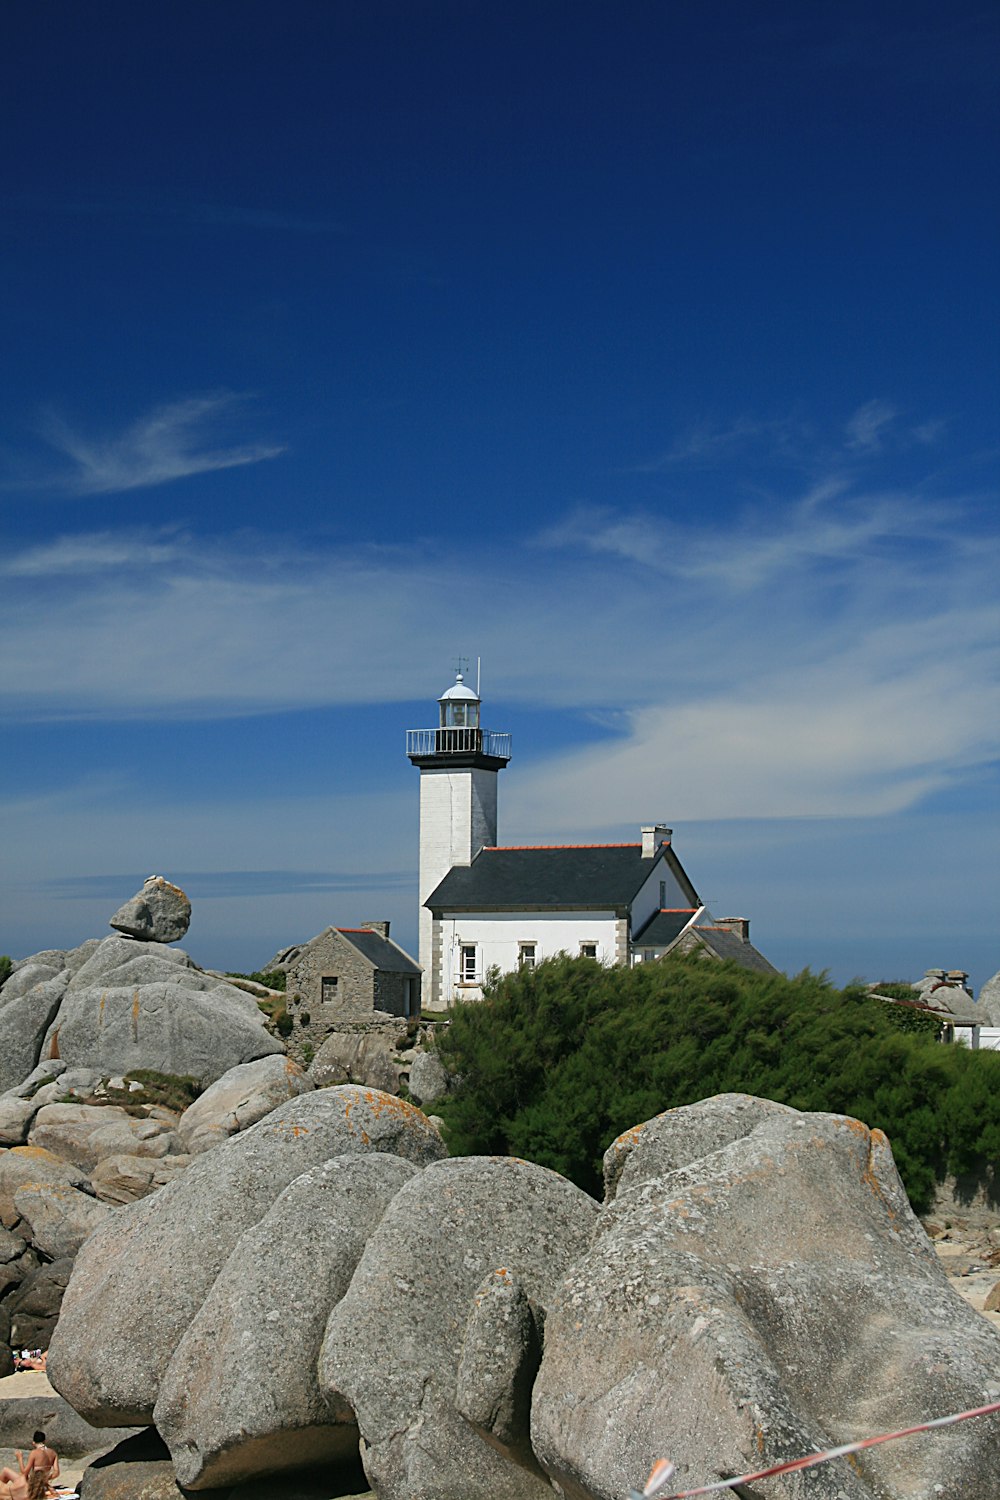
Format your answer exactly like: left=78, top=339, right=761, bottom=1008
left=271, top=922, right=421, bottom=1022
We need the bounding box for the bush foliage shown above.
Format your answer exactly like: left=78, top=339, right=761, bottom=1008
left=433, top=953, right=1000, bottom=1211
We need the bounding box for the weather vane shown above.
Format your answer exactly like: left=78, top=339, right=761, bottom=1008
left=452, top=654, right=470, bottom=678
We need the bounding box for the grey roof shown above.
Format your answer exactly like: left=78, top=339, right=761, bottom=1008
left=427, top=843, right=699, bottom=913
left=337, top=928, right=422, bottom=975
left=683, top=927, right=780, bottom=975
left=632, top=909, right=698, bottom=947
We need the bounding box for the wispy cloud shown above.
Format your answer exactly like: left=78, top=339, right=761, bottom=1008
left=632, top=414, right=809, bottom=471
left=2, top=414, right=997, bottom=831
left=34, top=392, right=285, bottom=495
left=845, top=398, right=898, bottom=451
left=0, top=528, right=188, bottom=577
left=49, top=869, right=413, bottom=899
left=535, top=480, right=956, bottom=590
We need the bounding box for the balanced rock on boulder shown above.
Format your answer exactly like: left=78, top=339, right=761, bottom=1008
left=109, top=876, right=191, bottom=944
left=39, top=935, right=283, bottom=1087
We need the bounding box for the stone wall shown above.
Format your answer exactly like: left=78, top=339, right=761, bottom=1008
left=285, top=931, right=376, bottom=1021
left=283, top=932, right=419, bottom=1024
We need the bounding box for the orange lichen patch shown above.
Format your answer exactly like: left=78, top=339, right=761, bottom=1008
left=495, top=1267, right=510, bottom=1278
left=270, top=1122, right=311, bottom=1139
left=11, top=1145, right=65, bottom=1164
left=49, top=1030, right=60, bottom=1060
left=360, top=1089, right=427, bottom=1124
left=754, top=1425, right=765, bottom=1454
left=98, top=991, right=107, bottom=1026
left=610, top=1122, right=647, bottom=1152
left=132, top=989, right=141, bottom=1039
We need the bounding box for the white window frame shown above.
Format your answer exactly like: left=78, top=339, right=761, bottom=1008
left=459, top=944, right=478, bottom=984
left=518, top=942, right=537, bottom=970
left=579, top=941, right=598, bottom=960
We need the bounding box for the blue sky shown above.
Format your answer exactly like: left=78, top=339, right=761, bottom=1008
left=2, top=1, right=998, bottom=990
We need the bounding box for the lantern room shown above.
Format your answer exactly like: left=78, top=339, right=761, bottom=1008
left=438, top=672, right=480, bottom=730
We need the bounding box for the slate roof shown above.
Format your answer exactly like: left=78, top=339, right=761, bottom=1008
left=686, top=927, right=780, bottom=975
left=632, top=909, right=698, bottom=947
left=427, top=843, right=699, bottom=912
left=337, top=928, right=422, bottom=975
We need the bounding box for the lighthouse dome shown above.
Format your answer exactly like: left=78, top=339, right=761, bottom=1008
left=439, top=672, right=479, bottom=704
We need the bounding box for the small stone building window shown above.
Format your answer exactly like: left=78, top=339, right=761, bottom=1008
left=460, top=945, right=477, bottom=983
left=321, top=975, right=339, bottom=1003
left=518, top=943, right=536, bottom=970
left=580, top=942, right=598, bottom=959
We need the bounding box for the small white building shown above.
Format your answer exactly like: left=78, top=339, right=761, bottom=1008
left=407, top=672, right=771, bottom=1008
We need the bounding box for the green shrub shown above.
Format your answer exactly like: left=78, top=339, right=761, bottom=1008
left=0, top=955, right=12, bottom=989
left=433, top=953, right=1000, bottom=1212
left=59, top=1070, right=202, bottom=1116
left=872, top=983, right=943, bottom=1037
left=229, top=969, right=287, bottom=991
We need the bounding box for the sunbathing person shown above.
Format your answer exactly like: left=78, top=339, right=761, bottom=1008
left=0, top=1462, right=48, bottom=1500
left=20, top=1436, right=58, bottom=1493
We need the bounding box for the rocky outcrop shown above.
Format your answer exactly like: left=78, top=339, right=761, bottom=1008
left=4, top=1257, right=77, bottom=1350
left=318, top=1155, right=600, bottom=1500
left=109, top=877, right=191, bottom=944
left=308, top=1028, right=402, bottom=1094
left=89, top=1152, right=192, bottom=1206
left=0, top=1391, right=139, bottom=1456
left=0, top=1147, right=91, bottom=1230
left=28, top=1103, right=177, bottom=1173
left=47, top=1087, right=447, bottom=1426
left=12, top=1183, right=111, bottom=1260
left=175, top=1055, right=313, bottom=1155
left=531, top=1095, right=1000, bottom=1500
left=34, top=1092, right=1000, bottom=1500
left=154, top=1152, right=418, bottom=1488
left=44, top=936, right=283, bottom=1086
left=77, top=1429, right=188, bottom=1500
left=0, top=964, right=73, bottom=1095
left=407, top=1048, right=451, bottom=1105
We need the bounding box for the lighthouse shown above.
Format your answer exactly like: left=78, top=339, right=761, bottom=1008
left=406, top=669, right=511, bottom=997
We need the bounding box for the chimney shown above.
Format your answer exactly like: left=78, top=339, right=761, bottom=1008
left=714, top=917, right=750, bottom=944
left=945, top=969, right=970, bottom=992
left=641, top=824, right=672, bottom=858
left=362, top=920, right=390, bottom=940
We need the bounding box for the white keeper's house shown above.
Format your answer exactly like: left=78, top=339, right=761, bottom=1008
left=407, top=671, right=774, bottom=1009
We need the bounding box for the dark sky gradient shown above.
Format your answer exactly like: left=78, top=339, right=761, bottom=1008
left=2, top=2, right=997, bottom=986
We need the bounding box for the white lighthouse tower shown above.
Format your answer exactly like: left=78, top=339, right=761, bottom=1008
left=406, top=668, right=511, bottom=1002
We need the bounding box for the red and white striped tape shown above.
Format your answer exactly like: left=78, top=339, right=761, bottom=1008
left=628, top=1397, right=1000, bottom=1499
